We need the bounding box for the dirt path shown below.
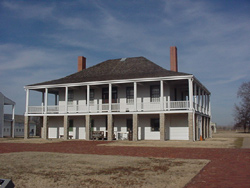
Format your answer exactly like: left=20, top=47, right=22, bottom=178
left=0, top=141, right=249, bottom=188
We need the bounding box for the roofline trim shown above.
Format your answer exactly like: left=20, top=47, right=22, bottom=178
left=193, top=76, right=211, bottom=95
left=24, top=75, right=193, bottom=90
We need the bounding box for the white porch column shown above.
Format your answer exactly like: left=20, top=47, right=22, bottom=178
left=11, top=105, right=15, bottom=138
left=194, top=83, right=197, bottom=111
left=133, top=114, right=138, bottom=141
left=160, top=80, right=164, bottom=110
left=208, top=95, right=211, bottom=116
left=201, top=90, right=204, bottom=113
left=205, top=94, right=208, bottom=114
left=134, top=82, right=137, bottom=111
left=44, top=88, right=48, bottom=114
left=160, top=113, right=165, bottom=141
left=87, top=85, right=90, bottom=112
left=208, top=117, right=212, bottom=138
left=198, top=87, right=201, bottom=112
left=202, top=116, right=205, bottom=139
left=43, top=116, right=48, bottom=139
left=85, top=115, right=90, bottom=140
left=188, top=78, right=193, bottom=110
left=206, top=117, right=209, bottom=138
left=24, top=116, right=29, bottom=139
left=109, top=83, right=112, bottom=112
left=25, top=89, right=29, bottom=114
left=65, top=86, right=68, bottom=113
left=204, top=93, right=206, bottom=114
left=195, top=114, right=199, bottom=141
left=107, top=114, right=113, bottom=141
left=63, top=115, right=68, bottom=140
left=188, top=112, right=194, bottom=141
left=204, top=92, right=207, bottom=114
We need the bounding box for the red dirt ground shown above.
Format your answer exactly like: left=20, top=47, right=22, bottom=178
left=0, top=141, right=249, bottom=188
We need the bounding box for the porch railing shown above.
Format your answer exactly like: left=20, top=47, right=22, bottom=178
left=27, top=100, right=195, bottom=114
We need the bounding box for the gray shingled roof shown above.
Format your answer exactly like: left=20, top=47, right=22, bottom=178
left=29, top=57, right=191, bottom=86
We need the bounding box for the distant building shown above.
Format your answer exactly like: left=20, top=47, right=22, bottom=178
left=0, top=92, right=15, bottom=138
left=4, top=114, right=36, bottom=137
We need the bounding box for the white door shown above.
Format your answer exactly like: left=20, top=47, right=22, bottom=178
left=48, top=127, right=57, bottom=138
left=169, top=127, right=189, bottom=140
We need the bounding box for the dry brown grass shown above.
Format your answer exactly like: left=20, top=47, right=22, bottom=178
left=101, top=130, right=250, bottom=148
left=0, top=137, right=63, bottom=143
left=0, top=152, right=208, bottom=188
left=1, top=130, right=249, bottom=149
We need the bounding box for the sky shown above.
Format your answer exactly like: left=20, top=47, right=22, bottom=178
left=0, top=0, right=249, bottom=126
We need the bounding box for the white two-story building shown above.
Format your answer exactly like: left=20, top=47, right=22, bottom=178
left=0, top=92, right=15, bottom=138
left=24, top=47, right=211, bottom=141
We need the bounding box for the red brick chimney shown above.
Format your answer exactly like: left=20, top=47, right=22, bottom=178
left=78, top=56, right=86, bottom=72
left=170, top=46, right=178, bottom=72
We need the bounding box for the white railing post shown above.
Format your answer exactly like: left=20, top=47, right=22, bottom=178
left=168, top=96, right=170, bottom=110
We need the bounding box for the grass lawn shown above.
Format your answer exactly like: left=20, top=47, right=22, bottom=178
left=0, top=152, right=208, bottom=188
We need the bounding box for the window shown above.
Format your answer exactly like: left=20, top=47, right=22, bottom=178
left=102, top=88, right=109, bottom=103
left=126, top=87, right=134, bottom=103
left=151, top=118, right=159, bottom=131
left=90, top=89, right=95, bottom=102
left=150, top=85, right=160, bottom=102
left=112, top=87, right=118, bottom=103
left=68, top=90, right=74, bottom=102
left=102, top=87, right=118, bottom=103
left=69, top=119, right=74, bottom=132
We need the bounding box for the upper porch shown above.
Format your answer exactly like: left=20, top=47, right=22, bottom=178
left=25, top=77, right=211, bottom=116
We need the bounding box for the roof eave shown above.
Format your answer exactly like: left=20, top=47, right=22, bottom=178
left=24, top=75, right=193, bottom=90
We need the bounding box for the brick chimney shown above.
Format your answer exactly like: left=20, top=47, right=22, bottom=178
left=78, top=56, right=86, bottom=72
left=170, top=46, right=178, bottom=72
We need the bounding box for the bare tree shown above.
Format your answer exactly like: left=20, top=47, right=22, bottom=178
left=234, top=81, right=250, bottom=132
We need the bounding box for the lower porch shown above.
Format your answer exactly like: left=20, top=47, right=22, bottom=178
left=24, top=113, right=211, bottom=141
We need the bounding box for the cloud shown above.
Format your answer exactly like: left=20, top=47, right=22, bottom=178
left=1, top=0, right=249, bottom=125
left=2, top=1, right=54, bottom=20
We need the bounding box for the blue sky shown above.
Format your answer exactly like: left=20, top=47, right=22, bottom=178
left=0, top=0, right=249, bottom=126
